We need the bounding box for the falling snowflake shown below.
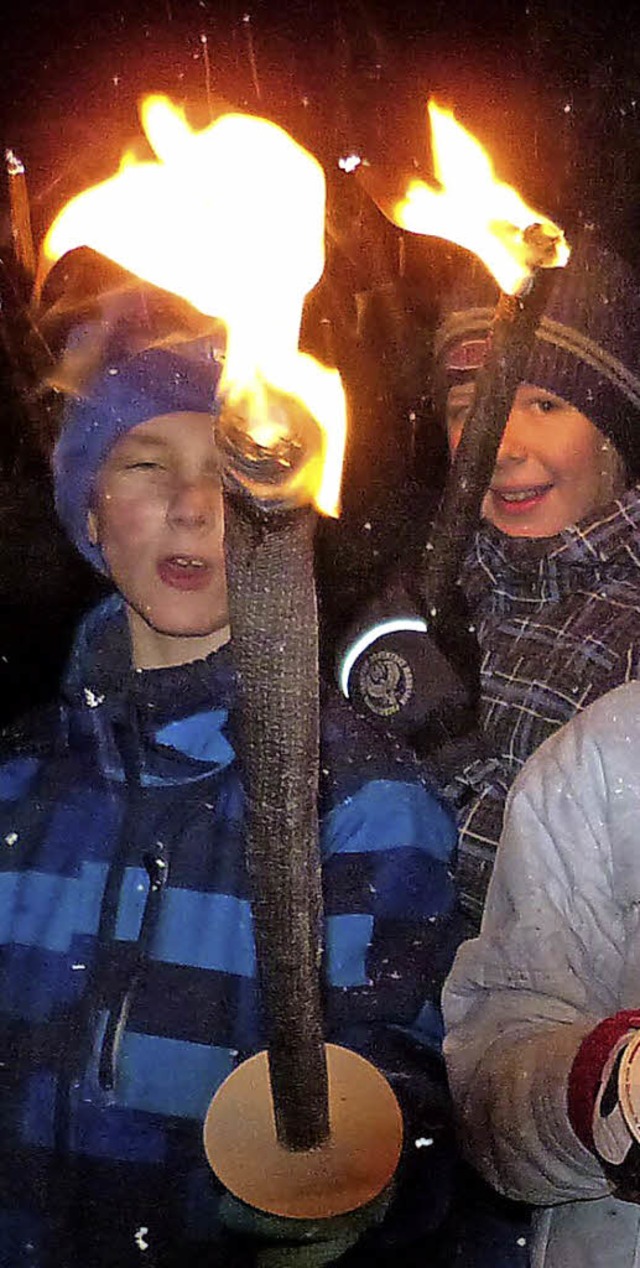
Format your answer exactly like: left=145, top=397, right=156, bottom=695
left=134, top=1226, right=149, bottom=1251
left=338, top=154, right=362, bottom=174
left=83, top=688, right=105, bottom=709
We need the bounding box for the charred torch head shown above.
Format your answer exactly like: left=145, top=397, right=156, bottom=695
left=217, top=383, right=324, bottom=512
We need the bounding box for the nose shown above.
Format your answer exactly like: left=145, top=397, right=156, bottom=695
left=167, top=475, right=221, bottom=530
left=493, top=403, right=528, bottom=467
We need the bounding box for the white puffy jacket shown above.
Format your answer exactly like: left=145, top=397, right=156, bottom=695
left=443, top=681, right=640, bottom=1267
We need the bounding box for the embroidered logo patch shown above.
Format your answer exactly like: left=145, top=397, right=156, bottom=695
left=357, top=649, right=414, bottom=717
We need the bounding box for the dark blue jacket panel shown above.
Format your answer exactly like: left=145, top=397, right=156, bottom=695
left=0, top=597, right=458, bottom=1266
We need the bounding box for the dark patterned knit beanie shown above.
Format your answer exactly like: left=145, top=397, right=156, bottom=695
left=433, top=232, right=640, bottom=476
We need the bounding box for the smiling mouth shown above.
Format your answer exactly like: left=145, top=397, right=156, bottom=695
left=490, top=485, right=552, bottom=504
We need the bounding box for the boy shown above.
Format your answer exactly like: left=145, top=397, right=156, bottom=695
left=0, top=325, right=459, bottom=1267
left=339, top=233, right=640, bottom=927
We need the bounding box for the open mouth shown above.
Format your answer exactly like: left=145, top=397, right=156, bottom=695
left=158, top=555, right=213, bottom=590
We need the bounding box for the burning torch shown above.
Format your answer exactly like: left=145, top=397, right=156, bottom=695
left=339, top=102, right=569, bottom=727
left=43, top=98, right=402, bottom=1221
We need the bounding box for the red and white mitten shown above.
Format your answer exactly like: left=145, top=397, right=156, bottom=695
left=569, top=1011, right=640, bottom=1198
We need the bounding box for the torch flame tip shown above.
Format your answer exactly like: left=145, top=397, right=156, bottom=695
left=391, top=99, right=569, bottom=294
left=43, top=93, right=346, bottom=516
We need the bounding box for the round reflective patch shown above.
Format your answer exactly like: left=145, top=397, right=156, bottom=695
left=357, top=648, right=414, bottom=717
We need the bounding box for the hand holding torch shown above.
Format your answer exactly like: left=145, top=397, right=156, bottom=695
left=340, top=103, right=570, bottom=727
left=203, top=377, right=402, bottom=1219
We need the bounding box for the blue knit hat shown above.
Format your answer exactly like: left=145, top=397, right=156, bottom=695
left=433, top=233, right=640, bottom=475
left=53, top=339, right=222, bottom=571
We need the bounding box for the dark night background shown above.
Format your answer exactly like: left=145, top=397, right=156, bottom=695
left=1, top=0, right=640, bottom=721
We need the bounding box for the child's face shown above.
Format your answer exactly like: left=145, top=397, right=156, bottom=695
left=87, top=412, right=229, bottom=668
left=446, top=382, right=626, bottom=538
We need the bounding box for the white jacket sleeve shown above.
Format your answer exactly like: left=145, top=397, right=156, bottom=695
left=442, top=685, right=640, bottom=1206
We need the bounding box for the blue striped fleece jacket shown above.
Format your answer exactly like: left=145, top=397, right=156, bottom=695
left=0, top=595, right=459, bottom=1268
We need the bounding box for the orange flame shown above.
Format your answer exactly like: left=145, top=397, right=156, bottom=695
left=43, top=95, right=346, bottom=515
left=390, top=101, right=569, bottom=294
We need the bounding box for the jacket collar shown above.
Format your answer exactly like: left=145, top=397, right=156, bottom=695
left=60, top=596, right=238, bottom=779
left=63, top=595, right=236, bottom=718
left=462, top=483, right=640, bottom=605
